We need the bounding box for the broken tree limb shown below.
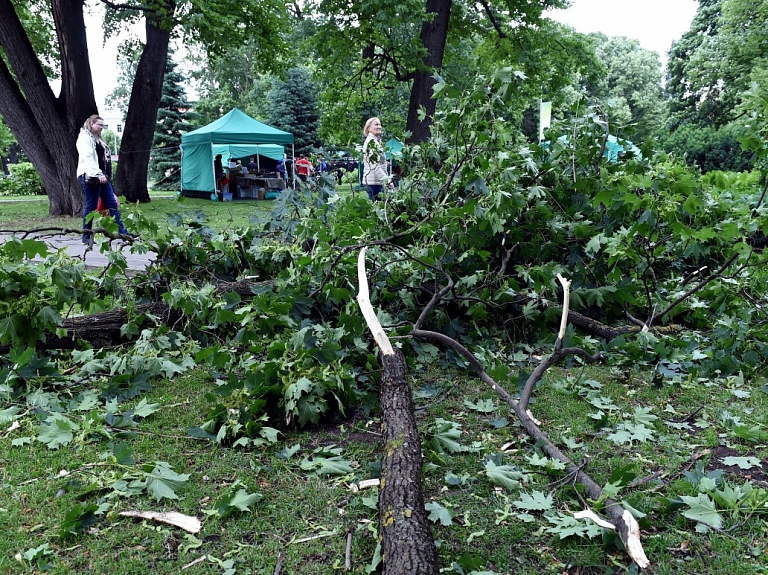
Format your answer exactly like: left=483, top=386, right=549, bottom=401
left=413, top=326, right=649, bottom=568
left=356, top=248, right=439, bottom=575
left=378, top=350, right=440, bottom=575
left=118, top=510, right=201, bottom=533
left=356, top=248, right=394, bottom=356
left=411, top=274, right=650, bottom=569
left=0, top=279, right=273, bottom=353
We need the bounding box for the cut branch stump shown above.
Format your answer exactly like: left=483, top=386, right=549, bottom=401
left=378, top=350, right=439, bottom=575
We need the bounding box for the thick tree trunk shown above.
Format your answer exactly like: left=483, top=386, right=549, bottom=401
left=115, top=12, right=173, bottom=203
left=378, top=350, right=439, bottom=575
left=0, top=0, right=90, bottom=216
left=405, top=0, right=452, bottom=144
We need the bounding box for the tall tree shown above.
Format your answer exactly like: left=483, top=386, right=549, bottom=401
left=114, top=2, right=175, bottom=203
left=149, top=53, right=196, bottom=190
left=582, top=34, right=665, bottom=141
left=309, top=0, right=566, bottom=144
left=0, top=0, right=287, bottom=214
left=265, top=67, right=320, bottom=155
left=0, top=0, right=95, bottom=215
left=665, top=0, right=726, bottom=129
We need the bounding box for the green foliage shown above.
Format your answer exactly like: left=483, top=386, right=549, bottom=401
left=658, top=121, right=753, bottom=173
left=0, top=162, right=45, bottom=196
left=149, top=53, right=197, bottom=189
left=210, top=482, right=263, bottom=519
left=265, top=67, right=320, bottom=155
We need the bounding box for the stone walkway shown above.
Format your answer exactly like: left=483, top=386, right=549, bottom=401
left=0, top=232, right=156, bottom=271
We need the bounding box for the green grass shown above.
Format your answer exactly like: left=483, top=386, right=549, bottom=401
left=1, top=361, right=766, bottom=574
left=0, top=193, right=276, bottom=233
left=1, top=189, right=767, bottom=573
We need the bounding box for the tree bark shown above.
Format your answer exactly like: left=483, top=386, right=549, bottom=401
left=567, top=310, right=681, bottom=340
left=405, top=0, right=452, bottom=144
left=115, top=8, right=174, bottom=203
left=378, top=350, right=439, bottom=575
left=0, top=0, right=89, bottom=216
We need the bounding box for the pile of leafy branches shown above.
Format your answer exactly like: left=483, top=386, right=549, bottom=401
left=3, top=69, right=768, bottom=438
left=1, top=68, right=767, bottom=571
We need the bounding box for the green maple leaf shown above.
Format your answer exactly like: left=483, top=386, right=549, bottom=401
left=484, top=460, right=525, bottom=490
left=430, top=418, right=465, bottom=453
left=160, top=356, right=195, bottom=378
left=143, top=461, right=190, bottom=501
left=0, top=405, right=22, bottom=425
left=425, top=501, right=454, bottom=526
left=628, top=423, right=655, bottom=442
left=680, top=493, right=723, bottom=530
left=545, top=512, right=601, bottom=539
left=721, top=456, right=761, bottom=470
left=606, top=426, right=632, bottom=445
left=132, top=398, right=161, bottom=418
left=215, top=488, right=263, bottom=518
left=463, top=399, right=496, bottom=413
left=37, top=414, right=78, bottom=449
left=300, top=455, right=354, bottom=476
left=513, top=490, right=554, bottom=511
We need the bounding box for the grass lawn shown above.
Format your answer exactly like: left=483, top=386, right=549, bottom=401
left=1, top=187, right=767, bottom=574
left=1, top=359, right=767, bottom=574
left=0, top=193, right=276, bottom=233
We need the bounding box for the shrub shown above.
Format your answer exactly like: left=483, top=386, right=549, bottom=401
left=0, top=162, right=45, bottom=196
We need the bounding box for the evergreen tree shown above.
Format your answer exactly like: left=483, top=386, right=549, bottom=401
left=150, top=54, right=197, bottom=190
left=265, top=67, right=320, bottom=155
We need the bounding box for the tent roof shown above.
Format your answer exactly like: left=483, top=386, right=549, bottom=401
left=182, top=108, right=294, bottom=146
left=385, top=137, right=403, bottom=159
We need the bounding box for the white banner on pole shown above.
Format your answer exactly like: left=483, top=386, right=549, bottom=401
left=539, top=101, right=552, bottom=142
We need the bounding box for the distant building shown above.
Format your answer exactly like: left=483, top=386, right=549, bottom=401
left=100, top=108, right=124, bottom=155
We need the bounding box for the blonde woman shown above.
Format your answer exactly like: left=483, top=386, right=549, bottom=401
left=75, top=114, right=135, bottom=244
left=362, top=117, right=387, bottom=200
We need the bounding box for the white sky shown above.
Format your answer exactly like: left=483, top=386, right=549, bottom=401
left=548, top=0, right=699, bottom=68
left=82, top=0, right=700, bottom=111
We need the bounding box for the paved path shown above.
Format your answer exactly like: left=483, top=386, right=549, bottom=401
left=0, top=232, right=156, bottom=271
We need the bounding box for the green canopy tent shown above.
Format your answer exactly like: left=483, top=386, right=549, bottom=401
left=180, top=108, right=294, bottom=197
left=384, top=137, right=403, bottom=160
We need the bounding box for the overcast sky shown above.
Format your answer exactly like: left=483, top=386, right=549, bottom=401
left=548, top=0, right=699, bottom=67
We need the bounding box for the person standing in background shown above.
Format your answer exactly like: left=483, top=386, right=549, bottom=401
left=295, top=154, right=314, bottom=182
left=76, top=114, right=136, bottom=244
left=362, top=117, right=387, bottom=200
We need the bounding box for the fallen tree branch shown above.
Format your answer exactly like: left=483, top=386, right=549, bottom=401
left=356, top=247, right=439, bottom=575
left=0, top=279, right=273, bottom=353
left=412, top=275, right=649, bottom=569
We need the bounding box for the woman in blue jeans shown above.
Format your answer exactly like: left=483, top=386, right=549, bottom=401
left=76, top=114, right=135, bottom=244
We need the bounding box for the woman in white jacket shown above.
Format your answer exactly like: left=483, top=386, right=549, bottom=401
left=76, top=114, right=135, bottom=244
left=362, top=117, right=388, bottom=200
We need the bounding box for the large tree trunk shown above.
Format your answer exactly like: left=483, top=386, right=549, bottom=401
left=0, top=0, right=93, bottom=216
left=115, top=10, right=174, bottom=203
left=378, top=350, right=439, bottom=575
left=405, top=0, right=452, bottom=144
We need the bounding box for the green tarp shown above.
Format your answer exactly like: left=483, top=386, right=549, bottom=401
left=385, top=137, right=403, bottom=159
left=181, top=108, right=293, bottom=194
